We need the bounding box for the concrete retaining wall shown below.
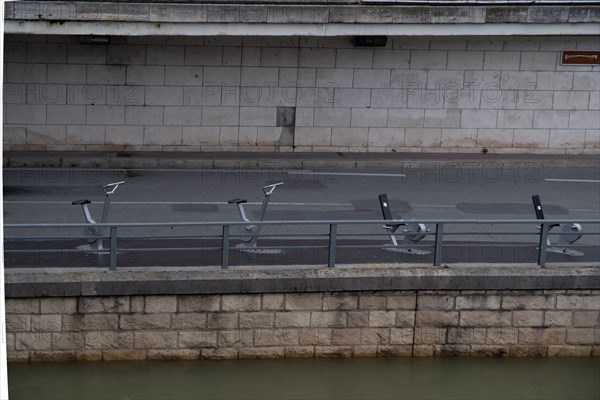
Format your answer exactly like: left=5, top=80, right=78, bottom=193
left=4, top=266, right=599, bottom=362
left=4, top=34, right=599, bottom=155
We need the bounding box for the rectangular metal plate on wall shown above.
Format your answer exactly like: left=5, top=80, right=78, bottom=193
left=561, top=50, right=600, bottom=65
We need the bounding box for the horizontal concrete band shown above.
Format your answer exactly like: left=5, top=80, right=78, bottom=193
left=6, top=2, right=600, bottom=25
left=5, top=266, right=600, bottom=298
left=4, top=151, right=600, bottom=170
left=7, top=21, right=600, bottom=37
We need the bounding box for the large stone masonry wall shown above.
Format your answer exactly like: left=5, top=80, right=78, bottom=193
left=3, top=34, right=599, bottom=154
left=5, top=290, right=600, bottom=362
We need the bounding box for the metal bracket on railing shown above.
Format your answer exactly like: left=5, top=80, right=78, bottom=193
left=532, top=194, right=584, bottom=257
left=228, top=182, right=284, bottom=253
left=72, top=181, right=125, bottom=252
left=379, top=193, right=431, bottom=255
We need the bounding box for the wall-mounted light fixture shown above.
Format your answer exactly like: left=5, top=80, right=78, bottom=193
left=354, top=36, right=387, bottom=47
left=79, top=35, right=110, bottom=45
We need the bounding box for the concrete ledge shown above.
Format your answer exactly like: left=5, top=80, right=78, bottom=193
left=4, top=151, right=600, bottom=170
left=5, top=265, right=600, bottom=298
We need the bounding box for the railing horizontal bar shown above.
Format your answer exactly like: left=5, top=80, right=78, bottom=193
left=5, top=218, right=600, bottom=229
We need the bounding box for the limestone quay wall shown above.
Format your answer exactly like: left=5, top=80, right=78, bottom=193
left=4, top=266, right=599, bottom=362
left=3, top=34, right=599, bottom=155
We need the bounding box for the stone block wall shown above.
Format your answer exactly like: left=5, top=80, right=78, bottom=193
left=3, top=34, right=599, bottom=154
left=5, top=290, right=599, bottom=362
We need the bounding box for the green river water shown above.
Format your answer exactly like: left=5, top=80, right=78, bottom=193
left=8, top=358, right=600, bottom=400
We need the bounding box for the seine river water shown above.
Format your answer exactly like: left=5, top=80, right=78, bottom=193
left=8, top=357, right=600, bottom=400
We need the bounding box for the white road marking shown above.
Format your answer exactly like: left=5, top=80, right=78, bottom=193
left=6, top=167, right=405, bottom=177
left=545, top=179, right=600, bottom=183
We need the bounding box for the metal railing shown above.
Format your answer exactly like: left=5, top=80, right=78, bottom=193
left=4, top=218, right=599, bottom=270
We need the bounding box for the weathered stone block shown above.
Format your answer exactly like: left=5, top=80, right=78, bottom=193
left=416, top=310, right=459, bottom=327
left=487, top=327, right=518, bottom=345
left=119, top=314, right=171, bottom=330
left=239, top=312, right=274, bottom=329
left=387, top=295, right=417, bottom=310
left=6, top=299, right=39, bottom=314
left=84, top=331, right=134, bottom=350
left=566, top=328, right=598, bottom=345
left=544, top=311, right=572, bottom=327
left=147, top=349, right=201, bottom=361
left=207, top=313, right=239, bottom=330
left=299, top=328, right=332, bottom=346
left=414, top=327, right=447, bottom=345
left=314, top=346, right=353, bottom=358
left=274, top=312, right=311, bottom=328
left=63, top=314, right=118, bottom=332
left=256, top=328, right=300, bottom=347
left=87, top=65, right=126, bottom=85
left=31, top=315, right=62, bottom=332
left=311, top=312, right=346, bottom=328
left=347, top=311, right=369, bottom=328
left=412, top=345, right=435, bottom=357
left=512, top=311, right=544, bottom=327
left=201, top=348, right=238, bottom=360
left=146, top=45, right=184, bottom=66
left=178, top=295, right=220, bottom=312
left=470, top=345, right=509, bottom=358
left=378, top=345, right=413, bottom=357
left=460, top=311, right=512, bottom=327
left=331, top=127, right=368, bottom=147
left=52, top=332, right=84, bottom=351
left=418, top=295, right=455, bottom=310
left=134, top=331, right=178, bottom=349
left=286, top=293, right=322, bottom=311
left=239, top=347, right=285, bottom=359
left=127, top=66, right=165, bottom=85
left=353, top=345, right=378, bottom=358
left=15, top=332, right=53, bottom=351
left=361, top=328, right=390, bottom=345
left=359, top=295, right=386, bottom=310
left=368, top=311, right=396, bottom=328
left=30, top=351, right=77, bottom=363
left=447, top=327, right=486, bottom=344
left=556, top=295, right=600, bottom=310
left=390, top=328, right=413, bottom=345
left=179, top=331, right=218, bottom=348
left=102, top=350, right=147, bottom=361
left=502, top=295, right=556, bottom=310
left=331, top=328, right=362, bottom=345
left=547, top=345, right=591, bottom=357
left=172, top=313, right=206, bottom=330
left=262, top=294, right=285, bottom=311
left=323, top=294, right=358, bottom=311
left=222, top=295, right=261, bottom=312
left=86, top=105, right=125, bottom=125
left=518, top=328, right=566, bottom=345
left=509, top=345, right=547, bottom=357
left=573, top=311, right=600, bottom=327
left=145, top=296, right=177, bottom=313
left=284, top=346, right=315, bottom=358
left=217, top=330, right=254, bottom=348
left=350, top=108, right=388, bottom=128
left=6, top=315, right=31, bottom=332
left=76, top=350, right=103, bottom=362
left=455, top=295, right=501, bottom=310
left=434, top=345, right=471, bottom=357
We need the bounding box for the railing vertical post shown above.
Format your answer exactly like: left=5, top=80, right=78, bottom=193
left=538, top=223, right=549, bottom=267
left=221, top=225, right=230, bottom=269
left=109, top=226, right=118, bottom=271
left=328, top=224, right=337, bottom=268
left=434, top=223, right=444, bottom=267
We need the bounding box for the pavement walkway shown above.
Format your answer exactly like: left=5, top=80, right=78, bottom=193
left=3, top=150, right=599, bottom=170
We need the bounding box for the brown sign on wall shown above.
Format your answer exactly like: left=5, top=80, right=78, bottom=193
left=561, top=50, right=600, bottom=65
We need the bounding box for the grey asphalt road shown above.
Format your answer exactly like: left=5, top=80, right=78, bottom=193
left=3, top=164, right=600, bottom=267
